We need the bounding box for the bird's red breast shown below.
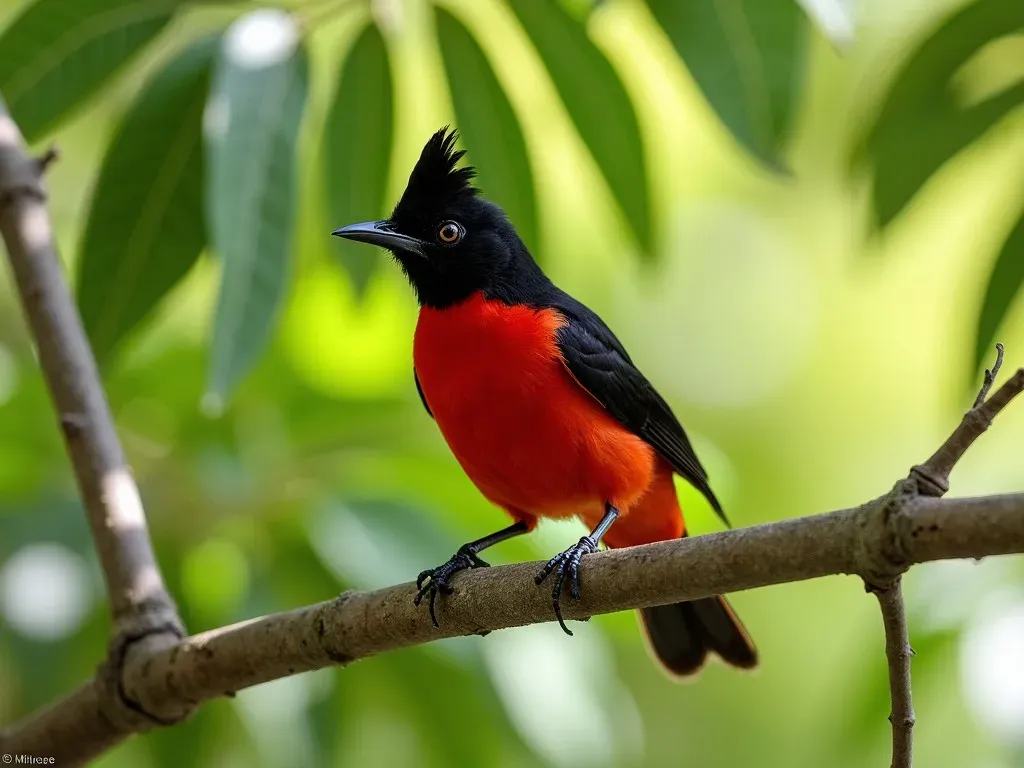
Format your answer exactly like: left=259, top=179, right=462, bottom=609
left=413, top=292, right=685, bottom=545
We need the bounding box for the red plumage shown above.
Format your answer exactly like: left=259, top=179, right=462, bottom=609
left=334, top=126, right=757, bottom=677
left=415, top=293, right=673, bottom=540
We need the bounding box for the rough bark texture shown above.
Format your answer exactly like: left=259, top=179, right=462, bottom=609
left=4, top=491, right=1024, bottom=764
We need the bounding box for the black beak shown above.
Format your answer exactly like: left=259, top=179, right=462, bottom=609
left=331, top=220, right=426, bottom=257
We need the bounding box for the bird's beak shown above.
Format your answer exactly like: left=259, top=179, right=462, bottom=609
left=331, top=220, right=426, bottom=257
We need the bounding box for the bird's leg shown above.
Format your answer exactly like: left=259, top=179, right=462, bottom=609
left=415, top=520, right=531, bottom=627
left=535, top=503, right=619, bottom=636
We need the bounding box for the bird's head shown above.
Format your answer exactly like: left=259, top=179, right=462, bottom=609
left=332, top=127, right=533, bottom=308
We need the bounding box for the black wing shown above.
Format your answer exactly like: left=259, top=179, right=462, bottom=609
left=414, top=369, right=433, bottom=419
left=552, top=295, right=727, bottom=526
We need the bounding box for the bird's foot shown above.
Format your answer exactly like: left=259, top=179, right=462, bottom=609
left=414, top=545, right=490, bottom=627
left=535, top=535, right=598, bottom=636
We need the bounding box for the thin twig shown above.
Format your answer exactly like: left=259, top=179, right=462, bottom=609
left=913, top=346, right=1024, bottom=496
left=35, top=144, right=59, bottom=174
left=872, top=579, right=915, bottom=768
left=974, top=343, right=1005, bottom=408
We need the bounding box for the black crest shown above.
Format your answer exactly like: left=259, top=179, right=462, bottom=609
left=392, top=127, right=478, bottom=225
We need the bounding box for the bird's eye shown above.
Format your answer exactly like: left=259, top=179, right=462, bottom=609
left=437, top=221, right=463, bottom=245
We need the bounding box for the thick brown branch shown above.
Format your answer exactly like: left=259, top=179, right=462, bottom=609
left=872, top=579, right=915, bottom=768
left=4, top=491, right=1023, bottom=764
left=0, top=682, right=124, bottom=763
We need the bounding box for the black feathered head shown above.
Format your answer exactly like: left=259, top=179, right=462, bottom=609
left=390, top=127, right=479, bottom=229
left=332, top=127, right=541, bottom=309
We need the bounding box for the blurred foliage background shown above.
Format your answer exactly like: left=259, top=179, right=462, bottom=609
left=2, top=0, right=1024, bottom=765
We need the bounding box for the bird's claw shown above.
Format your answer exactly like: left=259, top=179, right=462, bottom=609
left=535, top=535, right=598, bottom=636
left=413, top=546, right=490, bottom=627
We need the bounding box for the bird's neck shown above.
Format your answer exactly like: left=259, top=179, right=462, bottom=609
left=479, top=251, right=553, bottom=308
left=411, top=248, right=552, bottom=311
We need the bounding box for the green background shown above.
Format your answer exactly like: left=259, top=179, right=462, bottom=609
left=2, top=0, right=1024, bottom=765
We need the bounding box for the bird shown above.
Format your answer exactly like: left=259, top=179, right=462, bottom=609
left=332, top=127, right=756, bottom=678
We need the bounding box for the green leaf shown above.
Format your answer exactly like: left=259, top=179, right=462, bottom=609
left=436, top=9, right=539, bottom=254
left=307, top=499, right=459, bottom=591
left=205, top=19, right=309, bottom=404
left=862, top=0, right=1024, bottom=227
left=646, top=0, right=805, bottom=170
left=77, top=37, right=216, bottom=365
left=507, top=0, right=651, bottom=253
left=975, top=212, right=1024, bottom=373
left=834, top=628, right=958, bottom=762
left=794, top=0, right=855, bottom=48
left=0, top=0, right=180, bottom=142
left=323, top=22, right=394, bottom=298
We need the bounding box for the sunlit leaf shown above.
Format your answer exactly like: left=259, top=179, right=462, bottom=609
left=975, top=212, right=1024, bottom=374
left=795, top=0, right=855, bottom=48
left=382, top=649, right=526, bottom=765
left=0, top=0, right=180, bottom=142
left=145, top=704, right=236, bottom=768
left=205, top=12, right=309, bottom=404
left=181, top=537, right=250, bottom=623
left=508, top=0, right=651, bottom=253
left=307, top=497, right=483, bottom=663
left=323, top=22, right=394, bottom=298
left=646, top=0, right=806, bottom=170
left=307, top=498, right=456, bottom=591
left=861, top=0, right=1024, bottom=227
left=0, top=364, right=65, bottom=498
left=77, top=36, right=216, bottom=365
left=482, top=623, right=643, bottom=767
left=832, top=628, right=957, bottom=763
left=436, top=9, right=538, bottom=254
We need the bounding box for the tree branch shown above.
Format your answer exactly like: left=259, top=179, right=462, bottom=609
left=865, top=345, right=1024, bottom=767
left=3, top=490, right=1024, bottom=764
left=0, top=100, right=185, bottom=725
left=913, top=344, right=1023, bottom=497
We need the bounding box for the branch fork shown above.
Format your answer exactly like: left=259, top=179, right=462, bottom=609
left=861, top=343, right=1022, bottom=768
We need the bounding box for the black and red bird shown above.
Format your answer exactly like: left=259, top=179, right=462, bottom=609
left=332, top=128, right=756, bottom=677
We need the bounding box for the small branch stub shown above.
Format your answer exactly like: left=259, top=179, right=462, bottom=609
left=973, top=343, right=1004, bottom=408
left=35, top=144, right=59, bottom=174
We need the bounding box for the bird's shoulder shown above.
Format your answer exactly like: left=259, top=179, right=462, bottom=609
left=521, top=283, right=727, bottom=523
left=486, top=269, right=632, bottom=359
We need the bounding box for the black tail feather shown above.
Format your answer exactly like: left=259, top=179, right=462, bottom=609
left=640, top=596, right=757, bottom=678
